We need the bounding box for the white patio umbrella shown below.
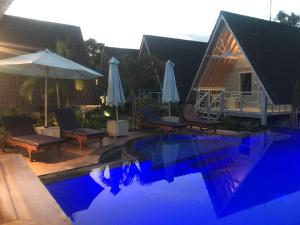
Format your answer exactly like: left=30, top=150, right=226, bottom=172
left=107, top=57, right=125, bottom=120
left=162, top=60, right=179, bottom=117
left=0, top=49, right=102, bottom=127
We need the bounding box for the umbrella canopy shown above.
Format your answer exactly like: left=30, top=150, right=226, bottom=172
left=0, top=49, right=101, bottom=79
left=0, top=49, right=102, bottom=127
left=162, top=60, right=179, bottom=116
left=107, top=57, right=125, bottom=120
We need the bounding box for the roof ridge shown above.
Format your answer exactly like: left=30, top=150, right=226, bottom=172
left=104, top=46, right=139, bottom=51
left=2, top=14, right=80, bottom=29
left=143, top=34, right=207, bottom=44
left=220, top=10, right=300, bottom=31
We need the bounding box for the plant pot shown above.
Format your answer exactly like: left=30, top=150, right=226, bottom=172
left=35, top=126, right=61, bottom=137
left=107, top=120, right=129, bottom=138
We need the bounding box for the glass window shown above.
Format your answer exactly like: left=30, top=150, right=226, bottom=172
left=240, top=72, right=252, bottom=94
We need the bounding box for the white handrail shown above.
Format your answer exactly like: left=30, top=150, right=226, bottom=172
left=195, top=91, right=209, bottom=109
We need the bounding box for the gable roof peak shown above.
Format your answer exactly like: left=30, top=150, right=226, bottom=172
left=220, top=10, right=300, bottom=31
left=2, top=14, right=80, bottom=30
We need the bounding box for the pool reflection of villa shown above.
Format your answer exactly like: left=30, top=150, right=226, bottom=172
left=47, top=130, right=300, bottom=225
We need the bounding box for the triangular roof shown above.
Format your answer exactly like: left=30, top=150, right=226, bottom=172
left=141, top=35, right=207, bottom=100
left=191, top=11, right=300, bottom=104
left=0, top=15, right=99, bottom=108
left=0, top=0, right=13, bottom=18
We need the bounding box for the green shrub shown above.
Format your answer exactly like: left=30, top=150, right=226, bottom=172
left=75, top=106, right=113, bottom=129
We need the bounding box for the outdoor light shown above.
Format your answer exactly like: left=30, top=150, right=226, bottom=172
left=104, top=111, right=110, bottom=117
left=74, top=80, right=84, bottom=91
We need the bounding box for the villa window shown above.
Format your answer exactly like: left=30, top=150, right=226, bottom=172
left=240, top=72, right=252, bottom=95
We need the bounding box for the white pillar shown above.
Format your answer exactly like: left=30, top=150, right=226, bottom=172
left=220, top=91, right=224, bottom=115
left=260, top=91, right=267, bottom=126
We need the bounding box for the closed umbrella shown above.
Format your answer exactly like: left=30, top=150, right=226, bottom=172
left=162, top=60, right=179, bottom=117
left=107, top=57, right=125, bottom=120
left=0, top=49, right=102, bottom=127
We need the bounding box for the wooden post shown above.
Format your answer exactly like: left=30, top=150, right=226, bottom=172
left=260, top=91, right=267, bottom=126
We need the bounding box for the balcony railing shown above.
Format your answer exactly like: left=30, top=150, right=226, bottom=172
left=195, top=90, right=292, bottom=115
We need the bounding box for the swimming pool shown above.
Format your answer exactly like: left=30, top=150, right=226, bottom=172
left=46, top=130, right=300, bottom=225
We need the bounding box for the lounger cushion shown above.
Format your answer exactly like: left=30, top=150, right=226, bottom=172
left=186, top=119, right=222, bottom=125
left=67, top=128, right=107, bottom=137
left=11, top=134, right=64, bottom=147
left=1, top=115, right=36, bottom=137
left=55, top=108, right=81, bottom=130
left=149, top=120, right=187, bottom=128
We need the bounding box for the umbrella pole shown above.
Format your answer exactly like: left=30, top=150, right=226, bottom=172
left=116, top=106, right=119, bottom=121
left=44, top=69, right=48, bottom=128
left=168, top=103, right=171, bottom=117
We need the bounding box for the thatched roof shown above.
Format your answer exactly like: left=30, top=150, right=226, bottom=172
left=0, top=15, right=99, bottom=110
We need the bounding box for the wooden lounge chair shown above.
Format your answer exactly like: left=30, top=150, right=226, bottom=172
left=140, top=108, right=187, bottom=133
left=55, top=108, right=107, bottom=150
left=1, top=115, right=64, bottom=162
left=180, top=104, right=221, bottom=133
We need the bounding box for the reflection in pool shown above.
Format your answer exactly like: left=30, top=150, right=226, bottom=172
left=46, top=130, right=300, bottom=225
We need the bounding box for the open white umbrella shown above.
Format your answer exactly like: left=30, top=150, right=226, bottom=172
left=162, top=60, right=179, bottom=117
left=0, top=49, right=102, bottom=127
left=107, top=57, right=125, bottom=120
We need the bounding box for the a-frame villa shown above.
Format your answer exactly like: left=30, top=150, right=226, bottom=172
left=188, top=11, right=300, bottom=125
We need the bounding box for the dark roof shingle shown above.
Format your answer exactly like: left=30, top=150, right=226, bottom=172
left=222, top=11, right=300, bottom=104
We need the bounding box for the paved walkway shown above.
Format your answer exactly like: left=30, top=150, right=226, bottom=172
left=0, top=131, right=151, bottom=176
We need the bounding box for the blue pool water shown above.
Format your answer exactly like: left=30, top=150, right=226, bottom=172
left=46, top=130, right=300, bottom=225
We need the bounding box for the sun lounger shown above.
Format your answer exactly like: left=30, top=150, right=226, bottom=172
left=1, top=115, right=64, bottom=162
left=140, top=108, right=187, bottom=133
left=55, top=108, right=107, bottom=150
left=180, top=104, right=221, bottom=133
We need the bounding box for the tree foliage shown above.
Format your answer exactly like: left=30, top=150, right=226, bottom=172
left=20, top=38, right=84, bottom=108
left=276, top=10, right=300, bottom=27
left=84, top=38, right=105, bottom=71
left=119, top=54, right=164, bottom=97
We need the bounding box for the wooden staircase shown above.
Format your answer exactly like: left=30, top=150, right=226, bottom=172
left=194, top=90, right=224, bottom=121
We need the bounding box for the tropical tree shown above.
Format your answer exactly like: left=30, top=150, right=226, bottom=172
left=116, top=54, right=164, bottom=114
left=84, top=38, right=105, bottom=71
left=276, top=10, right=300, bottom=27
left=119, top=54, right=164, bottom=96
left=84, top=38, right=105, bottom=98
left=55, top=38, right=77, bottom=108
